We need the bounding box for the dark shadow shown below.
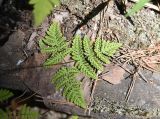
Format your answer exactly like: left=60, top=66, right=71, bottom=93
left=0, top=0, right=33, bottom=46
left=115, top=0, right=134, bottom=25
left=72, top=1, right=110, bottom=34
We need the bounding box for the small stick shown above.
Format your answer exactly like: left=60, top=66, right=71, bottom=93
left=137, top=70, right=148, bottom=83
left=87, top=78, right=99, bottom=115
left=17, top=93, right=37, bottom=104
left=125, top=73, right=137, bottom=102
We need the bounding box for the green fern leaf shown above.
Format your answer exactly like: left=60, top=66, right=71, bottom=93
left=43, top=48, right=71, bottom=66
left=68, top=90, right=85, bottom=108
left=19, top=104, right=39, bottom=119
left=39, top=22, right=64, bottom=48
left=0, top=89, right=13, bottom=102
left=53, top=67, right=79, bottom=81
left=29, top=0, right=60, bottom=26
left=64, top=79, right=86, bottom=108
left=51, top=67, right=86, bottom=108
left=46, top=21, right=63, bottom=40
left=94, top=38, right=110, bottom=64
left=40, top=42, right=67, bottom=53
left=101, top=40, right=122, bottom=56
left=39, top=22, right=69, bottom=66
left=52, top=67, right=79, bottom=87
left=83, top=36, right=103, bottom=70
left=125, top=0, right=150, bottom=17
left=71, top=35, right=97, bottom=79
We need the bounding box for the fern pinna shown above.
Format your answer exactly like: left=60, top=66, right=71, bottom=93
left=19, top=104, right=39, bottom=119
left=39, top=22, right=70, bottom=66
left=0, top=105, right=39, bottom=119
left=71, top=35, right=122, bottom=80
left=83, top=36, right=103, bottom=71
left=51, top=67, right=86, bottom=108
left=0, top=89, right=13, bottom=102
left=71, top=35, right=98, bottom=79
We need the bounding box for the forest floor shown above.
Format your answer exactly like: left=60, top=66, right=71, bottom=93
left=0, top=0, right=160, bottom=119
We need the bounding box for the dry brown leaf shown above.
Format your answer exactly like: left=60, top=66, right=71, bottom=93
left=101, top=65, right=125, bottom=84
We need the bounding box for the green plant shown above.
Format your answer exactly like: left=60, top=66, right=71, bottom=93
left=0, top=89, right=39, bottom=119
left=19, top=104, right=39, bottom=119
left=125, top=0, right=150, bottom=17
left=70, top=115, right=79, bottom=119
left=29, top=0, right=60, bottom=26
left=52, top=67, right=86, bottom=108
left=71, top=35, right=97, bottom=79
left=39, top=21, right=121, bottom=108
left=39, top=22, right=71, bottom=66
left=0, top=89, right=13, bottom=102
left=72, top=35, right=122, bottom=79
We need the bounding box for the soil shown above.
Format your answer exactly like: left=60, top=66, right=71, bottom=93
left=0, top=0, right=160, bottom=119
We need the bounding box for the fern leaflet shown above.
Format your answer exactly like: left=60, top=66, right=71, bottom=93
left=39, top=22, right=70, bottom=66
left=83, top=36, right=103, bottom=70
left=19, top=104, right=39, bottom=119
left=94, top=38, right=110, bottom=64
left=51, top=67, right=86, bottom=108
left=44, top=49, right=71, bottom=66
left=29, top=0, right=60, bottom=26
left=101, top=40, right=122, bottom=56
left=71, top=35, right=97, bottom=79
left=0, top=89, right=14, bottom=102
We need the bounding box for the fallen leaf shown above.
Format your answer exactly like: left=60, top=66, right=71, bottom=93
left=101, top=64, right=125, bottom=84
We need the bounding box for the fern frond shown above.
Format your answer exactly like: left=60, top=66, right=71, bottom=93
left=71, top=35, right=97, bottom=79
left=39, top=22, right=70, bottom=66
left=19, top=104, right=39, bottom=119
left=94, top=38, right=110, bottom=64
left=83, top=36, right=103, bottom=70
left=29, top=0, right=60, bottom=26
left=51, top=67, right=86, bottom=108
left=125, top=0, right=150, bottom=17
left=0, top=89, right=13, bottom=102
left=101, top=40, right=122, bottom=56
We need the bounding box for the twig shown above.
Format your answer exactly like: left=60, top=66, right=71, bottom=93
left=97, top=2, right=108, bottom=38
left=17, top=93, right=37, bottom=104
left=125, top=73, right=137, bottom=102
left=137, top=70, right=148, bottom=83
left=87, top=78, right=99, bottom=115
left=36, top=97, right=75, bottom=106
